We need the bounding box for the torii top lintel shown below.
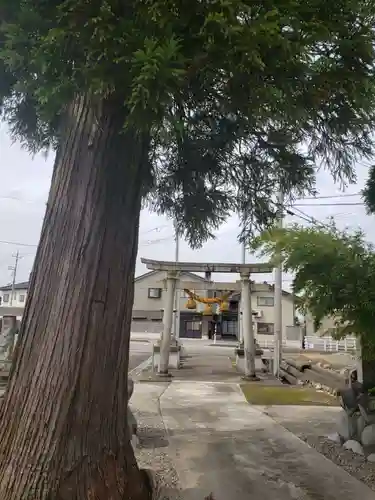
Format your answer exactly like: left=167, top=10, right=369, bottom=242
left=140, top=258, right=273, bottom=274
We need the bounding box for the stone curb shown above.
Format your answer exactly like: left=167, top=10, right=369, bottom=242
left=129, top=355, right=153, bottom=377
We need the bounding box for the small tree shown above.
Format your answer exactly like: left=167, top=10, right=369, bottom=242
left=253, top=223, right=375, bottom=382
left=1, top=1, right=375, bottom=498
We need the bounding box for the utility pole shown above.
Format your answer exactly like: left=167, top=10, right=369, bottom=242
left=172, top=220, right=180, bottom=340
left=274, top=191, right=284, bottom=376
left=239, top=241, right=246, bottom=344
left=9, top=251, right=22, bottom=306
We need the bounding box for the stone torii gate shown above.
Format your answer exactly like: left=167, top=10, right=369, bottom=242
left=141, top=258, right=273, bottom=380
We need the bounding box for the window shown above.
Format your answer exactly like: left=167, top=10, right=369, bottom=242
left=3, top=294, right=9, bottom=303
left=257, top=322, right=274, bottom=335
left=19, top=294, right=25, bottom=303
left=222, top=319, right=238, bottom=335
left=186, top=321, right=201, bottom=331
left=148, top=288, right=162, bottom=299
left=257, top=296, right=274, bottom=307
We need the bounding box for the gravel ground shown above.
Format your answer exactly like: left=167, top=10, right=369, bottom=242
left=133, top=407, right=182, bottom=500
left=300, top=434, right=375, bottom=492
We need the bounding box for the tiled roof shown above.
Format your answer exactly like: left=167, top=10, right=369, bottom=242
left=0, top=281, right=29, bottom=291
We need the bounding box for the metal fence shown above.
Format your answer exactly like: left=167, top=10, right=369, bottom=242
left=303, top=335, right=357, bottom=352
left=257, top=335, right=357, bottom=352
left=257, top=338, right=301, bottom=349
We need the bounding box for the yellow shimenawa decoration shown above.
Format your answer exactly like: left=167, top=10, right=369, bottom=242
left=184, top=289, right=233, bottom=312
left=203, top=304, right=213, bottom=316
left=219, top=301, right=229, bottom=313
left=186, top=298, right=197, bottom=309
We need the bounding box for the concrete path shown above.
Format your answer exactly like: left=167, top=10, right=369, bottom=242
left=256, top=404, right=342, bottom=440
left=160, top=381, right=375, bottom=500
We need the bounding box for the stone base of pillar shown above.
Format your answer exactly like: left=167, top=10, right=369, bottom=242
left=235, top=347, right=262, bottom=381
left=152, top=343, right=181, bottom=371
left=241, top=374, right=261, bottom=382
left=156, top=372, right=173, bottom=379
left=157, top=336, right=180, bottom=347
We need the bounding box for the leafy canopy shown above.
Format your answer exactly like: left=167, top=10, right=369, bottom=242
left=252, top=223, right=375, bottom=353
left=1, top=0, right=375, bottom=246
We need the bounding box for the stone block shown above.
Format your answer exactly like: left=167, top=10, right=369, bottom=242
left=339, top=387, right=359, bottom=413
left=128, top=377, right=134, bottom=401
left=337, top=409, right=359, bottom=441
left=131, top=434, right=139, bottom=451
left=343, top=439, right=365, bottom=455
left=236, top=354, right=245, bottom=373
left=235, top=346, right=263, bottom=358
left=361, top=423, right=375, bottom=447
left=236, top=353, right=265, bottom=374
left=357, top=415, right=366, bottom=439
left=367, top=453, right=375, bottom=463
left=152, top=343, right=180, bottom=353
left=327, top=432, right=343, bottom=444
left=128, top=407, right=137, bottom=436
left=358, top=396, right=375, bottom=422
left=152, top=344, right=180, bottom=371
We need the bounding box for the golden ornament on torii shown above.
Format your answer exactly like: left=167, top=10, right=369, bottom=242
left=184, top=289, right=234, bottom=315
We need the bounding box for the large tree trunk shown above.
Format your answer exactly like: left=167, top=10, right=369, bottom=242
left=0, top=94, right=151, bottom=500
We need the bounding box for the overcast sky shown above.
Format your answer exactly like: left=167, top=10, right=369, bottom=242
left=0, top=122, right=373, bottom=291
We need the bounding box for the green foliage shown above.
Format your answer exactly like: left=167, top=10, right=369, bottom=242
left=363, top=165, right=375, bottom=214
left=252, top=224, right=375, bottom=355
left=2, top=0, right=375, bottom=245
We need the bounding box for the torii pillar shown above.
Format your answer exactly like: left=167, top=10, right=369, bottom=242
left=240, top=272, right=259, bottom=381
left=158, top=271, right=178, bottom=375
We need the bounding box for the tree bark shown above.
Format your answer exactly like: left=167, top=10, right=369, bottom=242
left=0, top=94, right=151, bottom=500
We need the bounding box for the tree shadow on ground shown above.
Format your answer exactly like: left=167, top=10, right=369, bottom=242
left=137, top=426, right=169, bottom=449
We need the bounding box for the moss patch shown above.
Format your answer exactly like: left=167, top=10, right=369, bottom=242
left=240, top=384, right=340, bottom=406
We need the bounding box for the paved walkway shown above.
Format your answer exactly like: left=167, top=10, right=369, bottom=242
left=133, top=380, right=374, bottom=500
left=136, top=345, right=280, bottom=384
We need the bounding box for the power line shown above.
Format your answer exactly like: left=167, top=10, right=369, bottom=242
left=296, top=193, right=361, bottom=200
left=0, top=240, right=38, bottom=248
left=286, top=207, right=313, bottom=225
left=140, top=225, right=169, bottom=235
left=0, top=234, right=173, bottom=249
left=293, top=202, right=364, bottom=207
left=0, top=195, right=44, bottom=204
left=139, top=236, right=174, bottom=246
left=287, top=206, right=331, bottom=230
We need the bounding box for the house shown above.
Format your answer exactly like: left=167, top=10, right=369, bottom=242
left=0, top=281, right=29, bottom=327
left=0, top=281, right=29, bottom=308
left=0, top=273, right=300, bottom=344
left=132, top=271, right=209, bottom=337
left=132, top=270, right=298, bottom=343
left=304, top=312, right=348, bottom=337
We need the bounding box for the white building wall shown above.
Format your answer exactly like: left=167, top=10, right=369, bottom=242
left=133, top=272, right=208, bottom=313
left=0, top=289, right=28, bottom=309
left=304, top=312, right=342, bottom=337
left=250, top=289, right=295, bottom=344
